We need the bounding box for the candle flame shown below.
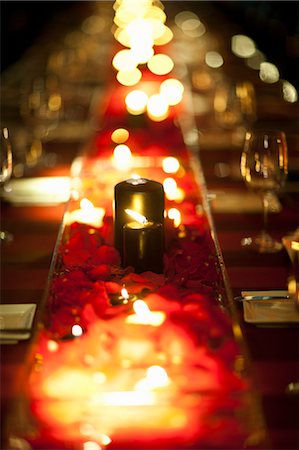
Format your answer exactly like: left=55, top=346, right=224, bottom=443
left=135, top=365, right=170, bottom=391
left=125, top=209, right=148, bottom=224
left=133, top=299, right=151, bottom=316
left=80, top=198, right=95, bottom=211
left=126, top=300, right=166, bottom=326
left=121, top=287, right=129, bottom=300
left=72, top=324, right=83, bottom=337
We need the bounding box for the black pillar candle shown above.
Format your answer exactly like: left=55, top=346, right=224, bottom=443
left=114, top=178, right=164, bottom=267
left=123, top=220, right=164, bottom=273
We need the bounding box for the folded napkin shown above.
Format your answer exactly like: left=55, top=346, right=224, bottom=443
left=0, top=304, right=36, bottom=342
left=2, top=177, right=71, bottom=206
left=241, top=291, right=299, bottom=324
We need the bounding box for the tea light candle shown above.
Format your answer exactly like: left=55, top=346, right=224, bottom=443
left=65, top=199, right=105, bottom=228
left=114, top=178, right=164, bottom=263
left=109, top=287, right=137, bottom=306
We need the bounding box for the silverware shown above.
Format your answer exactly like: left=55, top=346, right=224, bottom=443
left=234, top=295, right=290, bottom=302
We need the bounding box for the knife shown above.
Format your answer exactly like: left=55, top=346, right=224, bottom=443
left=235, top=290, right=289, bottom=301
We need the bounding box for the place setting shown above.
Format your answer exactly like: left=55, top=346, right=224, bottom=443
left=0, top=303, right=37, bottom=344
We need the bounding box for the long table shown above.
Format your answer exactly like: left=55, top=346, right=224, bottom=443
left=1, top=2, right=299, bottom=449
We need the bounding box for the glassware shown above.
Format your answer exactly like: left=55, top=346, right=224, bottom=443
left=240, top=129, right=288, bottom=253
left=282, top=229, right=299, bottom=308
left=214, top=80, right=256, bottom=130
left=19, top=75, right=63, bottom=140
left=0, top=127, right=13, bottom=243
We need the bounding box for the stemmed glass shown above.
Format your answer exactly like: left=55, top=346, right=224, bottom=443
left=240, top=129, right=288, bottom=253
left=0, top=127, right=13, bottom=242
left=214, top=80, right=256, bottom=130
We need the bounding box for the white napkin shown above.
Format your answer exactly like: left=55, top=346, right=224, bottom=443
left=2, top=177, right=71, bottom=206
left=0, top=304, right=36, bottom=342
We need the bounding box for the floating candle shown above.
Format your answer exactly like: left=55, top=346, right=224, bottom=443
left=125, top=300, right=166, bottom=326
left=109, top=287, right=137, bottom=305
left=65, top=199, right=105, bottom=228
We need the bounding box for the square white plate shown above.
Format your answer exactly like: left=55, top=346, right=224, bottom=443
left=0, top=304, right=37, bottom=340
left=2, top=177, right=71, bottom=206
left=243, top=299, right=299, bottom=324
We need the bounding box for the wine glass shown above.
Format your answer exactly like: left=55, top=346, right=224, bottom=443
left=214, top=79, right=256, bottom=130
left=19, top=75, right=63, bottom=140
left=0, top=127, right=13, bottom=243
left=240, top=129, right=288, bottom=253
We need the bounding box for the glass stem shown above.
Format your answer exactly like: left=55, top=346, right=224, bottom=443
left=262, top=194, right=269, bottom=235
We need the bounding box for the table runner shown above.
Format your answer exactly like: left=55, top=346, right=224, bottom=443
left=6, top=74, right=268, bottom=449
left=4, top=3, right=270, bottom=449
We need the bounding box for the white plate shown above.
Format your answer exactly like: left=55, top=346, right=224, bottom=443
left=0, top=304, right=36, bottom=340
left=2, top=177, right=71, bottom=206
left=243, top=299, right=299, bottom=324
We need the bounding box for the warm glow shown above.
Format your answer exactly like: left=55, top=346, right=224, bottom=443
left=43, top=369, right=92, bottom=398
left=83, top=441, right=102, bottom=450
left=100, top=390, right=156, bottom=406
left=246, top=49, right=266, bottom=70
left=113, top=144, right=133, bottom=171
left=92, top=371, right=107, bottom=385
left=175, top=10, right=199, bottom=28
left=231, top=34, right=256, bottom=58
left=72, top=324, right=83, bottom=337
left=126, top=300, right=166, bottom=326
left=125, top=90, right=148, bottom=115
left=145, top=6, right=166, bottom=25
left=121, top=287, right=129, bottom=300
left=147, top=365, right=170, bottom=387
left=65, top=199, right=105, bottom=228
left=162, top=156, right=180, bottom=174
left=47, top=340, right=59, bottom=352
left=181, top=18, right=206, bottom=37
left=80, top=198, right=94, bottom=211
left=168, top=208, right=181, bottom=227
left=163, top=177, right=178, bottom=201
left=112, top=49, right=137, bottom=71
left=147, top=94, right=169, bottom=121
left=111, top=128, right=130, bottom=144
left=154, top=25, right=173, bottom=45
left=114, top=27, right=131, bottom=47
left=259, top=62, right=280, bottom=84
left=130, top=44, right=154, bottom=65
left=116, top=68, right=142, bottom=86
left=135, top=365, right=170, bottom=390
left=205, top=51, right=223, bottom=68
left=175, top=11, right=206, bottom=37
left=125, top=209, right=147, bottom=224
left=130, top=173, right=141, bottom=180
left=282, top=80, right=298, bottom=103
left=71, top=156, right=84, bottom=177
left=147, top=54, right=174, bottom=75
left=126, top=19, right=154, bottom=48
left=48, top=93, right=62, bottom=112
left=160, top=79, right=184, bottom=106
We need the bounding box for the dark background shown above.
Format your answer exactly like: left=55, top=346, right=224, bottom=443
left=1, top=1, right=298, bottom=88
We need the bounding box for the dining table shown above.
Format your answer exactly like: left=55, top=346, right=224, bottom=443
left=1, top=2, right=298, bottom=450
